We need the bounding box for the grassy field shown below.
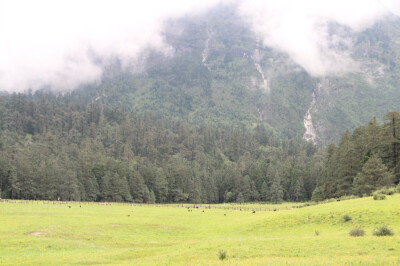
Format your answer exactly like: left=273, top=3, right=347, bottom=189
left=1, top=195, right=400, bottom=265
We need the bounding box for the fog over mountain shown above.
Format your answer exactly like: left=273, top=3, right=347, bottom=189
left=1, top=0, right=399, bottom=92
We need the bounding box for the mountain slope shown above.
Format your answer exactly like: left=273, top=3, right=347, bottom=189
left=73, top=7, right=400, bottom=144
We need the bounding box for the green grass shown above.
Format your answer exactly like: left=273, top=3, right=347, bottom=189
left=1, top=195, right=400, bottom=265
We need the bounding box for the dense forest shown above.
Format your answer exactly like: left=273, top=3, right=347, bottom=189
left=0, top=91, right=398, bottom=203
left=313, top=112, right=400, bottom=201
left=0, top=91, right=320, bottom=203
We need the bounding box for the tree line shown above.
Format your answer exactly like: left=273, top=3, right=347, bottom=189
left=312, top=112, right=400, bottom=200
left=0, top=91, right=320, bottom=203
left=0, top=91, right=398, bottom=203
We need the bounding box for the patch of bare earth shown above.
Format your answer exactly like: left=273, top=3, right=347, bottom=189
left=29, top=231, right=46, bottom=237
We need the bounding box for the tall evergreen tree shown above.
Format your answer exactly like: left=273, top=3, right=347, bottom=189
left=260, top=181, right=268, bottom=201
left=269, top=173, right=284, bottom=203
left=353, top=154, right=395, bottom=196
left=236, top=192, right=244, bottom=203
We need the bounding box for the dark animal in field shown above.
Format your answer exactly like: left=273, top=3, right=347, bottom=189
left=252, top=210, right=256, bottom=214
left=68, top=206, right=71, bottom=208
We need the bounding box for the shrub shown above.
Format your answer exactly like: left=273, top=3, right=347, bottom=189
left=339, top=195, right=358, bottom=201
left=373, top=193, right=386, bottom=200
left=349, top=227, right=365, bottom=237
left=373, top=226, right=394, bottom=236
left=342, top=214, right=352, bottom=222
left=396, top=183, right=400, bottom=193
left=375, top=187, right=396, bottom=195
left=385, top=187, right=396, bottom=195
left=218, top=249, right=227, bottom=260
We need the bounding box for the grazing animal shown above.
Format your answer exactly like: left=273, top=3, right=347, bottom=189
left=68, top=206, right=71, bottom=208
left=252, top=210, right=256, bottom=214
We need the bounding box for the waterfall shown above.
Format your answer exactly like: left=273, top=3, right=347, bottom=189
left=202, top=24, right=212, bottom=71
left=303, top=84, right=319, bottom=143
left=252, top=40, right=269, bottom=93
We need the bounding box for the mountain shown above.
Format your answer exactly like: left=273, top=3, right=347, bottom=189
left=66, top=6, right=400, bottom=145
left=1, top=5, right=399, bottom=203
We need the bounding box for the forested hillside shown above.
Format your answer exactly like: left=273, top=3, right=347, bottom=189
left=0, top=4, right=400, bottom=204
left=0, top=92, right=320, bottom=203
left=313, top=112, right=400, bottom=200
left=72, top=9, right=400, bottom=144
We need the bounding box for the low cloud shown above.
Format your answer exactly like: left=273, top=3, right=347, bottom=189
left=0, top=0, right=399, bottom=92
left=0, top=0, right=221, bottom=92
left=237, top=0, right=400, bottom=76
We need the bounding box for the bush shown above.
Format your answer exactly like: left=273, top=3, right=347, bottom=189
left=342, top=214, right=352, bottom=222
left=349, top=227, right=365, bottom=237
left=373, top=225, right=394, bottom=236
left=396, top=183, right=400, bottom=193
left=339, top=195, right=358, bottom=201
left=385, top=187, right=396, bottom=195
left=373, top=193, right=386, bottom=200
left=375, top=187, right=396, bottom=195
left=218, top=249, right=227, bottom=260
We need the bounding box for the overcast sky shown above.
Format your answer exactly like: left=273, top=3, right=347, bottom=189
left=0, top=0, right=399, bottom=92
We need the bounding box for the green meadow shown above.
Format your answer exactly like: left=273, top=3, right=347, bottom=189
left=1, top=195, right=400, bottom=265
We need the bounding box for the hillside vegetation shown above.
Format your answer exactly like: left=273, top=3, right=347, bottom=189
left=75, top=10, right=400, bottom=143
left=0, top=92, right=319, bottom=203
left=0, top=91, right=398, bottom=203
left=313, top=112, right=400, bottom=200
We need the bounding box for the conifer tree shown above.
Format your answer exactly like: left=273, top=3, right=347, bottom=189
left=236, top=192, right=244, bottom=204
left=353, top=154, right=395, bottom=196
left=269, top=173, right=284, bottom=203
left=260, top=181, right=268, bottom=201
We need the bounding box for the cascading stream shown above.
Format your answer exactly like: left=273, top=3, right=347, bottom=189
left=252, top=40, right=269, bottom=93
left=202, top=24, right=212, bottom=71
left=303, top=84, right=319, bottom=143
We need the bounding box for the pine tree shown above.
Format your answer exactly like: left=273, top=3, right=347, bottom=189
left=129, top=171, right=145, bottom=203
left=353, top=154, right=395, bottom=196
left=154, top=168, right=168, bottom=203
left=143, top=185, right=156, bottom=203
left=260, top=181, right=268, bottom=201
left=334, top=131, right=360, bottom=197
left=236, top=192, right=244, bottom=204
left=269, top=173, right=284, bottom=203
left=148, top=190, right=156, bottom=204
left=311, top=186, right=324, bottom=202
left=291, top=176, right=305, bottom=202
left=59, top=168, right=80, bottom=201
left=383, top=112, right=400, bottom=183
